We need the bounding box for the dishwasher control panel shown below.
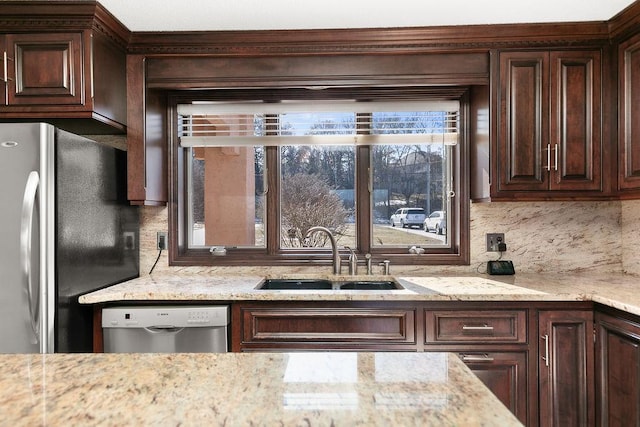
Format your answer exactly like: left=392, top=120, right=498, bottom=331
left=102, top=306, right=230, bottom=328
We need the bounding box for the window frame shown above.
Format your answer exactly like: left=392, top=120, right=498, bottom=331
left=168, top=88, right=470, bottom=267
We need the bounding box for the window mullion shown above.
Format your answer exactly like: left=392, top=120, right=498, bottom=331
left=356, top=113, right=372, bottom=253
left=264, top=146, right=280, bottom=255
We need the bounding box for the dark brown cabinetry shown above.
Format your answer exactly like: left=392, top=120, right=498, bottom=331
left=596, top=308, right=640, bottom=426
left=618, top=32, right=640, bottom=195
left=0, top=3, right=128, bottom=134
left=538, top=310, right=594, bottom=427
left=460, top=351, right=528, bottom=423
left=493, top=50, right=603, bottom=199
left=234, top=302, right=417, bottom=351
left=232, top=302, right=533, bottom=425
left=2, top=33, right=84, bottom=106
left=424, top=309, right=531, bottom=425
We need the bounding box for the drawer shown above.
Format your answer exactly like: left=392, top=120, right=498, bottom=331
left=425, top=310, right=527, bottom=344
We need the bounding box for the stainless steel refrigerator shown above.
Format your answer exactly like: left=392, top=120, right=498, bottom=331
left=0, top=123, right=139, bottom=353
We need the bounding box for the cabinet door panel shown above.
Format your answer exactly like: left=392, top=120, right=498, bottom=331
left=6, top=33, right=83, bottom=106
left=497, top=51, right=548, bottom=191
left=619, top=33, right=640, bottom=190
left=539, top=310, right=594, bottom=427
left=596, top=312, right=640, bottom=427
left=460, top=351, right=528, bottom=425
left=550, top=51, right=601, bottom=191
left=240, top=306, right=416, bottom=349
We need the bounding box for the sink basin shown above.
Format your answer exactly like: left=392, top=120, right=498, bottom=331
left=257, top=279, right=333, bottom=290
left=255, top=278, right=404, bottom=291
left=337, top=281, right=401, bottom=290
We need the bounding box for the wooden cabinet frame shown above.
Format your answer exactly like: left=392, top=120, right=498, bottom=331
left=595, top=305, right=640, bottom=426
left=492, top=49, right=604, bottom=199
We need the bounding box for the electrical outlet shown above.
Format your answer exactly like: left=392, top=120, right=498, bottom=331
left=157, top=231, right=168, bottom=250
left=486, top=233, right=505, bottom=252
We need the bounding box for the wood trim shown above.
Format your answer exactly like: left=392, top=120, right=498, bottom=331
left=128, top=22, right=609, bottom=55
left=609, top=1, right=640, bottom=41
left=0, top=1, right=130, bottom=47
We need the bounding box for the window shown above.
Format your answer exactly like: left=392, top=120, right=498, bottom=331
left=170, top=89, right=469, bottom=267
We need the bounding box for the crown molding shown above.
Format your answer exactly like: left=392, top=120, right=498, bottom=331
left=127, top=21, right=609, bottom=56
left=609, top=0, right=640, bottom=41
left=0, top=1, right=130, bottom=48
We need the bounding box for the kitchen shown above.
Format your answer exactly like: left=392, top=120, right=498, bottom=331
left=2, top=0, right=640, bottom=425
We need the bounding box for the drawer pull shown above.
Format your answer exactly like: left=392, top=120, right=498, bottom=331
left=460, top=353, right=494, bottom=362
left=462, top=324, right=494, bottom=331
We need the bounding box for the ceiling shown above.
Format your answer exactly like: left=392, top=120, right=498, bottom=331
left=98, top=0, right=636, bottom=32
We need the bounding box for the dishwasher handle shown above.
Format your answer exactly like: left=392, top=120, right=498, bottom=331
left=145, top=326, right=185, bottom=334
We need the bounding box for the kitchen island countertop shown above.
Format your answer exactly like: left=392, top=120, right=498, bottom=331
left=80, top=272, right=640, bottom=316
left=0, top=351, right=521, bottom=426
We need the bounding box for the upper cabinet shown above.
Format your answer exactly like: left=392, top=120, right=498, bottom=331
left=491, top=49, right=604, bottom=200
left=618, top=32, right=640, bottom=195
left=2, top=33, right=84, bottom=106
left=0, top=2, right=129, bottom=134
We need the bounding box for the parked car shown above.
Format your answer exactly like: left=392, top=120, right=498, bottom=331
left=390, top=208, right=426, bottom=229
left=424, top=210, right=446, bottom=235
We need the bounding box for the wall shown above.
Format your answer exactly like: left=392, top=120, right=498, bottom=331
left=139, top=200, right=629, bottom=276
left=622, top=200, right=640, bottom=275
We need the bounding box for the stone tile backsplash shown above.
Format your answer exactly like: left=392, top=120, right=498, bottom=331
left=138, top=200, right=634, bottom=276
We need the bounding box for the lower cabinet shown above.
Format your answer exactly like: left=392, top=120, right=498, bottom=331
left=424, top=308, right=531, bottom=425
left=233, top=301, right=533, bottom=425
left=458, top=351, right=529, bottom=423
left=538, top=310, right=595, bottom=427
left=596, top=308, right=640, bottom=426
left=233, top=302, right=417, bottom=351
left=231, top=301, right=603, bottom=427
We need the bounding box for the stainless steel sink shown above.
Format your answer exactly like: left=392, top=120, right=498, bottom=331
left=255, top=278, right=404, bottom=290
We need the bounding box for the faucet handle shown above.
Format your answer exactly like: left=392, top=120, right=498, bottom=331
left=345, top=246, right=358, bottom=275
left=364, top=253, right=372, bottom=275
left=379, top=259, right=391, bottom=275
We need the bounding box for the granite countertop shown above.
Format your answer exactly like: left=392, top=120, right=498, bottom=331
left=80, top=272, right=640, bottom=316
left=0, top=352, right=521, bottom=426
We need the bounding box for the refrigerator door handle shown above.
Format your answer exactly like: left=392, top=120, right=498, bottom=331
left=20, top=171, right=40, bottom=343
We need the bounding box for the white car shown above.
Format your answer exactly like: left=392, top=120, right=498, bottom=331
left=424, top=210, right=446, bottom=235
left=390, top=208, right=426, bottom=229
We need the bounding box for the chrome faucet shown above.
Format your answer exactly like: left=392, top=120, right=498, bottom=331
left=305, top=226, right=341, bottom=275
left=345, top=246, right=358, bottom=275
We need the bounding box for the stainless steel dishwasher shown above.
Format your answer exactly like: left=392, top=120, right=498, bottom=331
left=102, top=306, right=229, bottom=353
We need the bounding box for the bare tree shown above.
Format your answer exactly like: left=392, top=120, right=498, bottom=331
left=280, top=173, right=348, bottom=248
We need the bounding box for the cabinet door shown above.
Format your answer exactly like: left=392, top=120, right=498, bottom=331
left=496, top=51, right=549, bottom=192
left=5, top=33, right=83, bottom=106
left=619, top=33, right=640, bottom=191
left=596, top=311, right=640, bottom=426
left=459, top=351, right=528, bottom=425
left=549, top=51, right=601, bottom=191
left=538, top=310, right=594, bottom=427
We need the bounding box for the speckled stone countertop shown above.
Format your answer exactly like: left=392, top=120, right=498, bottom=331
left=80, top=272, right=640, bottom=316
left=0, top=352, right=521, bottom=426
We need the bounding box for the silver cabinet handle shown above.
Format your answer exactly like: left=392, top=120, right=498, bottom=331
left=541, top=334, right=550, bottom=367
left=462, top=324, right=494, bottom=331
left=460, top=353, right=495, bottom=362
left=20, top=171, right=40, bottom=344
left=553, top=143, right=558, bottom=171
left=3, top=50, right=13, bottom=83
left=545, top=144, right=551, bottom=171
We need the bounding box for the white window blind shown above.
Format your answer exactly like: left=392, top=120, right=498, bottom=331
left=177, top=100, right=459, bottom=147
